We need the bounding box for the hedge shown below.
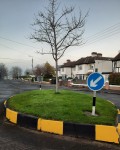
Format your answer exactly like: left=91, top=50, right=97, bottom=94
left=109, top=73, right=120, bottom=85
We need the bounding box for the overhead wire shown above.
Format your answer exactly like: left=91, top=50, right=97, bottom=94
left=0, top=43, right=41, bottom=61
left=83, top=29, right=120, bottom=47
left=82, top=22, right=120, bottom=47
left=0, top=36, right=38, bottom=49
left=0, top=22, right=120, bottom=49
left=85, top=22, right=120, bottom=40
left=0, top=22, right=120, bottom=53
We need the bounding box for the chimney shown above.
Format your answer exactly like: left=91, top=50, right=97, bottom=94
left=66, top=59, right=71, bottom=63
left=97, top=53, right=102, bottom=57
left=91, top=52, right=97, bottom=57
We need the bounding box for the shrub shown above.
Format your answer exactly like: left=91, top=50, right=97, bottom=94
left=109, top=73, right=120, bottom=85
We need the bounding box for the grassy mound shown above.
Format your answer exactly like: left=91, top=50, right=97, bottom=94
left=7, top=90, right=117, bottom=125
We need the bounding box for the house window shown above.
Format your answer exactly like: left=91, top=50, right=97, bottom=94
left=78, top=65, right=82, bottom=70
left=83, top=75, right=84, bottom=80
left=79, top=75, right=82, bottom=80
left=90, top=65, right=94, bottom=69
left=62, top=68, right=64, bottom=72
left=95, top=68, right=98, bottom=72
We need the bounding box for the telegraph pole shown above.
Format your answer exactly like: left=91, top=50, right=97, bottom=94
left=28, top=55, right=34, bottom=74
left=32, top=57, right=33, bottom=72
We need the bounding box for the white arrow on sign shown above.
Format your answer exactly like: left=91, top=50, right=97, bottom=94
left=90, top=76, right=102, bottom=87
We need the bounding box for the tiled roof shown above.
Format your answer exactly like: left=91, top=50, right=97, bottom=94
left=113, top=52, right=120, bottom=61
left=75, top=56, right=112, bottom=65
left=60, top=61, right=76, bottom=68
left=75, top=57, right=95, bottom=65
left=95, top=56, right=113, bottom=61
left=60, top=55, right=113, bottom=68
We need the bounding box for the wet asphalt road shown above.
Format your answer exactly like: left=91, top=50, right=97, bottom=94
left=78, top=90, right=120, bottom=109
left=0, top=79, right=120, bottom=150
left=0, top=122, right=120, bottom=150
left=0, top=80, right=39, bottom=102
left=0, top=80, right=120, bottom=108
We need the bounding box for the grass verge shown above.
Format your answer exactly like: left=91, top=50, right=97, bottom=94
left=7, top=90, right=117, bottom=125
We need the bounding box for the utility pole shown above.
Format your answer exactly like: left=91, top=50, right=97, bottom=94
left=32, top=57, right=33, bottom=71
left=28, top=55, right=33, bottom=74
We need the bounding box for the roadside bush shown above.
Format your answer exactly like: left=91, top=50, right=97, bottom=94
left=58, top=76, right=62, bottom=79
left=44, top=77, right=50, bottom=82
left=109, top=73, right=120, bottom=85
left=67, top=77, right=73, bottom=80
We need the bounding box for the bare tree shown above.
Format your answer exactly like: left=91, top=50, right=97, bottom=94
left=33, top=64, right=44, bottom=77
left=10, top=66, right=22, bottom=79
left=0, top=63, right=8, bottom=79
left=31, top=0, right=88, bottom=92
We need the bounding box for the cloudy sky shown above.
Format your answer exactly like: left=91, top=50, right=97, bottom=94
left=0, top=0, right=120, bottom=72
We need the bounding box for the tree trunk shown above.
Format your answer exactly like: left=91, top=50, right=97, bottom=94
left=55, top=59, right=58, bottom=93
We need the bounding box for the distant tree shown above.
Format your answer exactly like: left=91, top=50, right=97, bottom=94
left=33, top=65, right=45, bottom=77
left=10, top=66, right=22, bottom=79
left=0, top=63, right=8, bottom=79
left=44, top=62, right=55, bottom=78
left=24, top=68, right=33, bottom=76
left=34, top=62, right=55, bottom=79
left=31, top=0, right=88, bottom=92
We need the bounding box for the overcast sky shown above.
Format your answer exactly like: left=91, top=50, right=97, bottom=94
left=0, top=0, right=120, bottom=72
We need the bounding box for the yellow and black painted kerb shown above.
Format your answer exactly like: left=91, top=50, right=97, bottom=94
left=117, top=110, right=120, bottom=123
left=4, top=100, right=120, bottom=144
left=17, top=113, right=38, bottom=129
left=63, top=122, right=95, bottom=140
left=117, top=109, right=120, bottom=138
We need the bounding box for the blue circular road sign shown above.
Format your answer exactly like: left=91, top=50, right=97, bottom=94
left=87, top=72, right=105, bottom=91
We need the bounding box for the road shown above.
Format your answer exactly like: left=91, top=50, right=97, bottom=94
left=0, top=80, right=120, bottom=150
left=72, top=88, right=120, bottom=109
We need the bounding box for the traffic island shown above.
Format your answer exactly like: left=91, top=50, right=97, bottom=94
left=4, top=99, right=120, bottom=144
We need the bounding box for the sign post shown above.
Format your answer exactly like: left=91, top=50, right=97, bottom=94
left=92, top=91, right=96, bottom=116
left=87, top=72, right=104, bottom=116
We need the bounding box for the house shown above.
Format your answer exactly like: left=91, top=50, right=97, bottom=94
left=59, top=52, right=113, bottom=81
left=75, top=52, right=113, bottom=81
left=112, top=51, right=120, bottom=73
left=59, top=60, right=76, bottom=79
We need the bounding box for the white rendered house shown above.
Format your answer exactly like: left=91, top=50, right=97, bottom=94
left=60, top=52, right=113, bottom=81
left=59, top=60, right=76, bottom=79
left=75, top=52, right=113, bottom=81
